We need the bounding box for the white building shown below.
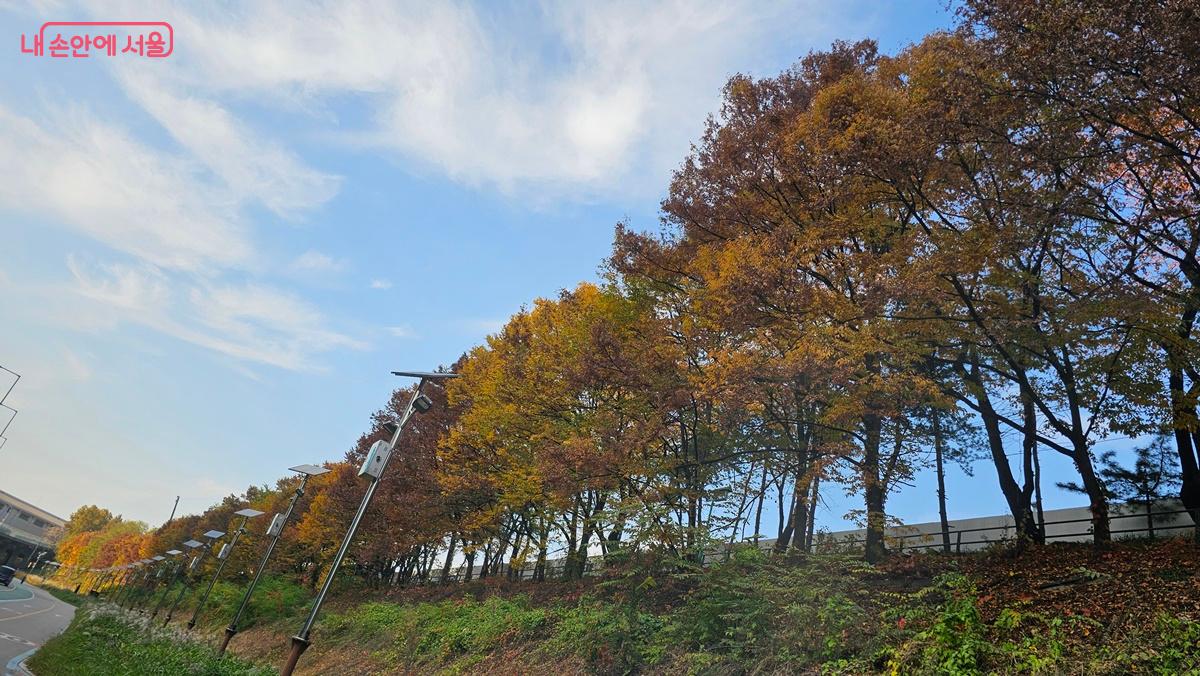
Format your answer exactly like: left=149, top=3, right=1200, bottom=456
left=0, top=488, right=66, bottom=567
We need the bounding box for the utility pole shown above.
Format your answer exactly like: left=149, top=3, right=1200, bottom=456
left=166, top=496, right=180, bottom=526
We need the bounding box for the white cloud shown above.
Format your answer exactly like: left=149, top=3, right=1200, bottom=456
left=386, top=324, right=417, bottom=338
left=66, top=254, right=171, bottom=313
left=116, top=68, right=341, bottom=217
left=457, top=318, right=507, bottom=336
left=0, top=104, right=252, bottom=272
left=289, top=250, right=346, bottom=273
left=66, top=255, right=366, bottom=371
left=61, top=348, right=93, bottom=382
left=0, top=60, right=351, bottom=370
left=369, top=279, right=393, bottom=290
left=103, top=0, right=852, bottom=196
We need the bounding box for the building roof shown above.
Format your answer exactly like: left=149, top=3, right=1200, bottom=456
left=0, top=488, right=67, bottom=526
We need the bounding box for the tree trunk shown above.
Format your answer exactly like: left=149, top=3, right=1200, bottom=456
left=440, top=532, right=458, bottom=583
left=463, top=548, right=475, bottom=582
left=1167, top=360, right=1200, bottom=543
left=752, top=462, right=768, bottom=544
left=1072, top=440, right=1111, bottom=544
left=971, top=372, right=1040, bottom=541
left=932, top=410, right=951, bottom=554
left=863, top=412, right=886, bottom=563
left=804, top=473, right=820, bottom=551
left=1019, top=385, right=1043, bottom=544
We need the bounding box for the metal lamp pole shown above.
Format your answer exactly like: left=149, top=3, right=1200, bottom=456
left=119, top=560, right=152, bottom=606
left=188, top=510, right=263, bottom=630
left=219, top=464, right=330, bottom=656
left=135, top=556, right=169, bottom=610
left=165, top=532, right=224, bottom=626
left=150, top=549, right=187, bottom=620
left=280, top=371, right=456, bottom=676
left=129, top=559, right=153, bottom=609
left=114, top=562, right=143, bottom=606
left=128, top=560, right=158, bottom=607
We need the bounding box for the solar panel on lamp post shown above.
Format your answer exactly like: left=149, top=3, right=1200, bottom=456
left=150, top=549, right=186, bottom=620
left=165, top=532, right=224, bottom=626
left=114, top=562, right=141, bottom=606
left=188, top=509, right=263, bottom=630
left=218, top=463, right=331, bottom=656
left=280, top=370, right=457, bottom=676
left=131, top=559, right=157, bottom=607
left=121, top=560, right=152, bottom=606
left=136, top=555, right=169, bottom=610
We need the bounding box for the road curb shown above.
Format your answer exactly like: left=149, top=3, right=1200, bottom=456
left=4, top=646, right=37, bottom=675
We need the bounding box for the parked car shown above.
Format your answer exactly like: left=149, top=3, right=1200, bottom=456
left=0, top=565, right=15, bottom=587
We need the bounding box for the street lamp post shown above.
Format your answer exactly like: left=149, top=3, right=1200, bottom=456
left=280, top=371, right=456, bottom=676
left=114, top=561, right=144, bottom=606
left=164, top=532, right=224, bottom=626
left=129, top=559, right=158, bottom=607
left=21, top=546, right=40, bottom=571
left=135, top=556, right=169, bottom=610
left=187, top=509, right=263, bottom=630
left=218, top=463, right=330, bottom=656
left=149, top=549, right=186, bottom=620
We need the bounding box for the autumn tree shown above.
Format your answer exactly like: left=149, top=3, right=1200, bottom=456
left=960, top=0, right=1200, bottom=539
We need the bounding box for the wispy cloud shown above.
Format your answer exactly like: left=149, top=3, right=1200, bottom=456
left=117, top=68, right=341, bottom=217
left=0, top=71, right=350, bottom=370
left=67, top=255, right=366, bottom=371
left=289, top=250, right=346, bottom=274
left=369, top=279, right=393, bottom=290
left=103, top=0, right=850, bottom=197
left=0, top=103, right=251, bottom=272
left=386, top=324, right=417, bottom=339
left=456, top=318, right=507, bottom=336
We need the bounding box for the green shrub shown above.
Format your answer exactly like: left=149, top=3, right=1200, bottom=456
left=889, top=573, right=988, bottom=675
left=549, top=600, right=665, bottom=670
left=667, top=552, right=773, bottom=658
left=1109, top=614, right=1200, bottom=675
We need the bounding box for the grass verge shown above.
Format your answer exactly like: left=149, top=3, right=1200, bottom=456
left=27, top=605, right=272, bottom=675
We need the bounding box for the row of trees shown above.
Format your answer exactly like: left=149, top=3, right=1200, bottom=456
left=53, top=0, right=1199, bottom=587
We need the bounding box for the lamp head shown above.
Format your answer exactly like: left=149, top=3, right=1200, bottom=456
left=412, top=393, right=433, bottom=413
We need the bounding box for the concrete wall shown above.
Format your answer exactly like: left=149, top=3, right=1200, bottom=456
left=435, top=500, right=1197, bottom=581
left=811, top=500, right=1196, bottom=554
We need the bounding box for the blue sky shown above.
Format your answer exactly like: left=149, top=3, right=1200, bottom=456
left=1, top=0, right=1110, bottom=532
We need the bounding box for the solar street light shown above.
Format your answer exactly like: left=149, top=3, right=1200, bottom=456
left=165, top=532, right=224, bottom=626
left=188, top=509, right=263, bottom=630
left=149, top=549, right=186, bottom=620
left=280, top=370, right=456, bottom=676
left=112, top=563, right=137, bottom=602
left=130, top=555, right=170, bottom=610
left=219, top=463, right=330, bottom=655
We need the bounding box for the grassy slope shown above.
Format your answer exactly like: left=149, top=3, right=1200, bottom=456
left=28, top=538, right=1200, bottom=675
left=27, top=606, right=270, bottom=676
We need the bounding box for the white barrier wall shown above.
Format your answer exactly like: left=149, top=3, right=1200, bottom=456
left=810, top=500, right=1196, bottom=553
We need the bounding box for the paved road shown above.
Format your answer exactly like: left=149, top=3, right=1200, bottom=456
left=0, top=582, right=75, bottom=675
